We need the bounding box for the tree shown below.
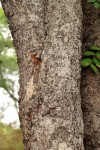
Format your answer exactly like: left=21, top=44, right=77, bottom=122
left=81, top=1, right=100, bottom=150
left=2, top=0, right=98, bottom=150
left=0, top=7, right=18, bottom=109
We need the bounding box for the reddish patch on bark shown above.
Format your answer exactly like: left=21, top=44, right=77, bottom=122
left=31, top=54, right=41, bottom=65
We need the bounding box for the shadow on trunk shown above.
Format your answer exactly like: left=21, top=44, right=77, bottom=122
left=81, top=0, right=100, bottom=150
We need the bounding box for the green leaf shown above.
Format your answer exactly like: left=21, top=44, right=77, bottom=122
left=81, top=58, right=92, bottom=67
left=87, top=0, right=96, bottom=2
left=93, top=57, right=100, bottom=67
left=0, top=7, right=8, bottom=27
left=96, top=52, right=100, bottom=60
left=90, top=64, right=99, bottom=74
left=94, top=2, right=100, bottom=8
left=83, top=51, right=95, bottom=56
left=90, top=45, right=100, bottom=50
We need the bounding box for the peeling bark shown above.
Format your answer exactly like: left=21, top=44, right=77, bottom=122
left=1, top=0, right=84, bottom=150
left=82, top=1, right=100, bottom=150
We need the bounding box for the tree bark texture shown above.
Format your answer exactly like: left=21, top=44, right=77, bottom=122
left=82, top=1, right=100, bottom=150
left=1, top=0, right=84, bottom=150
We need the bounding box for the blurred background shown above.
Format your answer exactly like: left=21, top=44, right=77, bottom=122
left=0, top=4, right=24, bottom=150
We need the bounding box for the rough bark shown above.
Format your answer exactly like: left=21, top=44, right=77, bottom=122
left=1, top=0, right=84, bottom=150
left=82, top=1, right=100, bottom=150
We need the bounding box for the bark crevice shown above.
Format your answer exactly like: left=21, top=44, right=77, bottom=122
left=81, top=1, right=100, bottom=150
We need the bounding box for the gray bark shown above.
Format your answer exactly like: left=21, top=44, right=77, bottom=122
left=82, top=1, right=100, bottom=150
left=1, top=0, right=84, bottom=150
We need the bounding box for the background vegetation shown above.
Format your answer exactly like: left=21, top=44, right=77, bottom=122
left=0, top=123, right=24, bottom=150
left=0, top=6, right=24, bottom=150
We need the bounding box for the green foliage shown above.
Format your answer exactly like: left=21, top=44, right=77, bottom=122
left=81, top=58, right=92, bottom=67
left=90, top=64, right=99, bottom=74
left=82, top=1, right=100, bottom=73
left=0, top=7, right=8, bottom=28
left=96, top=52, right=100, bottom=60
left=81, top=45, right=100, bottom=74
left=93, top=57, right=100, bottom=66
left=87, top=0, right=100, bottom=8
left=0, top=7, right=18, bottom=106
left=83, top=51, right=95, bottom=56
left=0, top=123, right=24, bottom=150
left=90, top=45, right=100, bottom=50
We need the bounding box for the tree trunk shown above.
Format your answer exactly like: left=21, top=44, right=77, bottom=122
left=82, top=1, right=100, bottom=150
left=1, top=0, right=84, bottom=150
